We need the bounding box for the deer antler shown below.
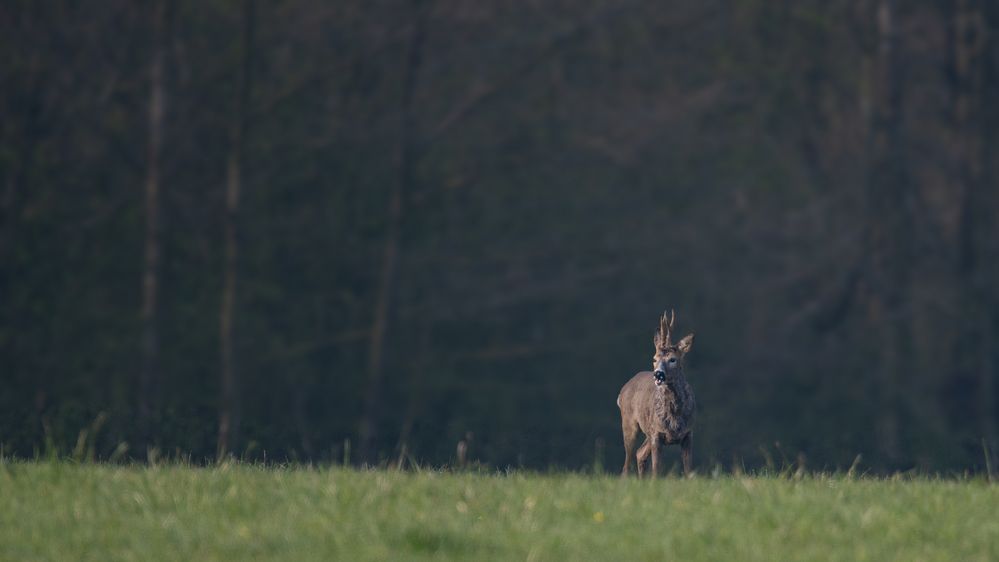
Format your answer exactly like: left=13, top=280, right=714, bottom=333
left=668, top=309, right=676, bottom=333
left=659, top=309, right=672, bottom=346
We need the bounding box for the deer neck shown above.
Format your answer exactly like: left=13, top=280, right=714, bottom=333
left=653, top=370, right=688, bottom=432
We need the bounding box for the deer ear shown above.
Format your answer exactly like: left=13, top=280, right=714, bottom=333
left=677, top=333, right=694, bottom=354
left=653, top=331, right=662, bottom=349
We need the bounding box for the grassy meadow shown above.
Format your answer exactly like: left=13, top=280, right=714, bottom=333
left=0, top=461, right=996, bottom=561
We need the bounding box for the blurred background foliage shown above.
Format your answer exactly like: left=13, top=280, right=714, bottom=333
left=2, top=0, right=998, bottom=472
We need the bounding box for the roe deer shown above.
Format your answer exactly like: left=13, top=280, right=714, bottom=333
left=617, top=309, right=696, bottom=477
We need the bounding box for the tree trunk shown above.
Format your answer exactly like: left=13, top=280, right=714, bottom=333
left=358, top=0, right=430, bottom=465
left=397, top=319, right=432, bottom=451
left=951, top=0, right=995, bottom=447
left=218, top=0, right=255, bottom=459
left=982, top=2, right=999, bottom=454
left=292, top=380, right=314, bottom=457
left=864, top=0, right=908, bottom=464
left=139, top=0, right=167, bottom=452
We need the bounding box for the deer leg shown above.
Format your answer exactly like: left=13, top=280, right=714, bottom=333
left=681, top=432, right=693, bottom=476
left=621, top=421, right=639, bottom=477
left=636, top=437, right=650, bottom=478
left=649, top=437, right=662, bottom=478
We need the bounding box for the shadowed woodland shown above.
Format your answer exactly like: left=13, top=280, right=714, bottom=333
left=2, top=0, right=999, bottom=472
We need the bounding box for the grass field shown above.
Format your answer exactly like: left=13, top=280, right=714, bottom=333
left=0, top=462, right=996, bottom=561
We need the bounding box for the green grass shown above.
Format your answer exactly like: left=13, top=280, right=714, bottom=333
left=0, top=462, right=996, bottom=561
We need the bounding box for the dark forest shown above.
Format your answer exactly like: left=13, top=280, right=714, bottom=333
left=2, top=0, right=998, bottom=473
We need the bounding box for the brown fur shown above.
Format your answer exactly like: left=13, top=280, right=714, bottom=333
left=617, top=310, right=696, bottom=477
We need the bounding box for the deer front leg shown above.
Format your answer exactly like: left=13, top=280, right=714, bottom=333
left=636, top=439, right=650, bottom=478
left=649, top=437, right=661, bottom=478
left=680, top=432, right=693, bottom=476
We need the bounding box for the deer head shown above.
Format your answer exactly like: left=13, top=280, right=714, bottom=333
left=652, top=309, right=694, bottom=385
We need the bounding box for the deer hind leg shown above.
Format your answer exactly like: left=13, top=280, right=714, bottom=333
left=621, top=421, right=640, bottom=477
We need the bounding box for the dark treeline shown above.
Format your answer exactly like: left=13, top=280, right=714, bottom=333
left=2, top=0, right=999, bottom=472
